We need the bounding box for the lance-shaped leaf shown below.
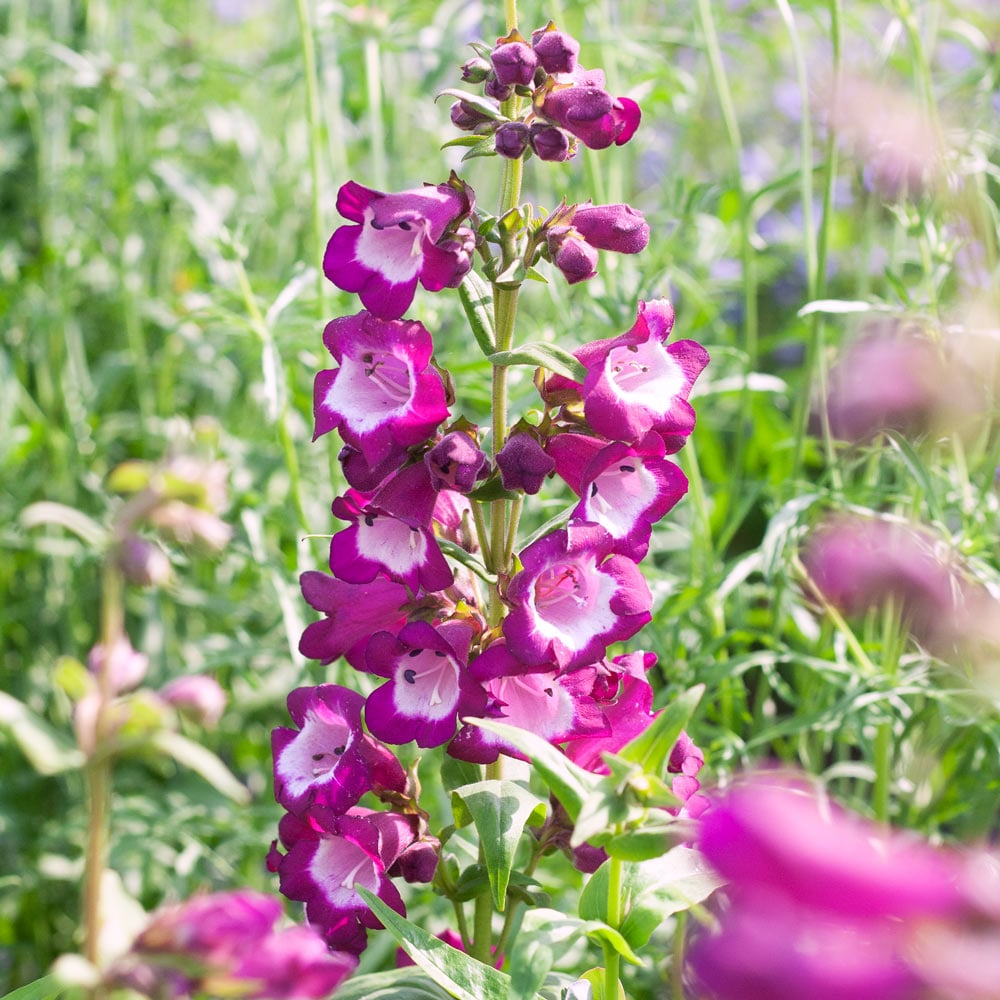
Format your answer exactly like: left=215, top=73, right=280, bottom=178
left=578, top=847, right=724, bottom=950
left=356, top=888, right=514, bottom=1000
left=458, top=271, right=496, bottom=355
left=149, top=730, right=250, bottom=804
left=462, top=718, right=600, bottom=821
left=330, top=968, right=455, bottom=1000
left=452, top=779, right=546, bottom=910
left=489, top=342, right=587, bottom=383
left=615, top=685, right=704, bottom=779
left=0, top=692, right=84, bottom=775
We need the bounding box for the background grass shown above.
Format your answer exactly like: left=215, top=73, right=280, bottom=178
left=1, top=0, right=999, bottom=994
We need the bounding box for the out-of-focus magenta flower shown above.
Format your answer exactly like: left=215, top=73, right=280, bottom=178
left=159, top=674, right=227, bottom=727
left=496, top=432, right=556, bottom=494
left=490, top=29, right=538, bottom=87
left=536, top=69, right=640, bottom=150
left=801, top=514, right=993, bottom=655
left=690, top=777, right=965, bottom=1000
left=88, top=636, right=149, bottom=694
left=324, top=179, right=474, bottom=320
left=503, top=520, right=651, bottom=671
left=313, top=311, right=450, bottom=467
left=108, top=890, right=357, bottom=1000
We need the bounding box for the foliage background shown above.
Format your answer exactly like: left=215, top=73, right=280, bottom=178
left=1, top=0, right=998, bottom=994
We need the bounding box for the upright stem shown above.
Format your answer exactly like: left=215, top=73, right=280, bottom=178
left=603, top=855, right=624, bottom=1000
left=82, top=561, right=125, bottom=980
left=294, top=0, right=329, bottom=314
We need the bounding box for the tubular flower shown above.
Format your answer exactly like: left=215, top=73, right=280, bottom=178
left=548, top=431, right=689, bottom=561
left=363, top=620, right=486, bottom=748
left=546, top=299, right=709, bottom=451
left=268, top=809, right=409, bottom=955
left=503, top=520, right=652, bottom=671
left=313, top=310, right=450, bottom=467
left=107, top=890, right=357, bottom=1000
left=449, top=640, right=606, bottom=764
left=271, top=685, right=405, bottom=817
left=535, top=68, right=640, bottom=150
left=323, top=179, right=474, bottom=320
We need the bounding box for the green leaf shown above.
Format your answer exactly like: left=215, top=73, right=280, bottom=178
left=518, top=909, right=641, bottom=966
left=615, top=685, right=705, bottom=779
left=488, top=342, right=586, bottom=383
left=451, top=779, right=546, bottom=910
left=19, top=501, right=106, bottom=547
left=356, top=887, right=513, bottom=1000
left=0, top=691, right=85, bottom=775
left=569, top=774, right=642, bottom=849
left=148, top=730, right=250, bottom=803
left=508, top=944, right=553, bottom=1000
left=579, top=848, right=724, bottom=950
left=457, top=270, right=496, bottom=355
left=463, top=719, right=600, bottom=821
left=330, top=968, right=455, bottom=1000
left=603, top=819, right=694, bottom=861
left=0, top=975, right=64, bottom=1000
left=436, top=89, right=506, bottom=121
left=797, top=298, right=893, bottom=317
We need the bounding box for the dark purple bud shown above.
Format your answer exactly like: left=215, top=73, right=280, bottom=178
left=461, top=56, right=491, bottom=84
left=547, top=228, right=599, bottom=284
left=485, top=75, right=514, bottom=102
left=531, top=22, right=580, bottom=75
left=490, top=30, right=538, bottom=87
left=496, top=433, right=556, bottom=494
left=424, top=431, right=489, bottom=492
left=529, top=122, right=573, bottom=161
left=450, top=99, right=495, bottom=132
left=571, top=203, right=650, bottom=254
left=494, top=121, right=530, bottom=159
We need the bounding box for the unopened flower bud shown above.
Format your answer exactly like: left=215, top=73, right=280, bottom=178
left=490, top=31, right=538, bottom=87
left=460, top=56, right=491, bottom=84
left=116, top=536, right=172, bottom=587
left=494, top=121, right=530, bottom=159
left=159, top=674, right=227, bottom=728
left=529, top=123, right=573, bottom=161
left=531, top=22, right=580, bottom=75
left=450, top=99, right=494, bottom=132
left=88, top=636, right=149, bottom=694
left=425, top=431, right=489, bottom=492
left=496, top=433, right=555, bottom=494
left=571, top=203, right=650, bottom=254
left=547, top=229, right=599, bottom=284
left=484, top=75, right=514, bottom=102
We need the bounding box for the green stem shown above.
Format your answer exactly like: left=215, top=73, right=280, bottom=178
left=294, top=0, right=328, bottom=314
left=671, top=911, right=687, bottom=1000
left=603, top=855, right=624, bottom=1000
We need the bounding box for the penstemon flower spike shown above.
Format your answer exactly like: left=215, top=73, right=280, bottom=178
left=278, top=7, right=713, bottom=997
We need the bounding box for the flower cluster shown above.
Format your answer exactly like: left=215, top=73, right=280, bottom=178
left=452, top=21, right=640, bottom=160
left=273, top=13, right=711, bottom=976
left=106, top=891, right=357, bottom=999
left=690, top=777, right=1000, bottom=1000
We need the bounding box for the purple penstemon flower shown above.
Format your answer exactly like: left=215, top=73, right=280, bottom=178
left=449, top=640, right=606, bottom=764
left=313, top=310, right=450, bottom=468
left=268, top=808, right=409, bottom=955
left=503, top=520, right=652, bottom=671
left=364, top=619, right=486, bottom=748
left=536, top=68, right=641, bottom=150
left=330, top=463, right=455, bottom=594
left=576, top=298, right=709, bottom=449
left=272, top=685, right=406, bottom=817
left=548, top=430, right=689, bottom=561
left=323, top=179, right=474, bottom=320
